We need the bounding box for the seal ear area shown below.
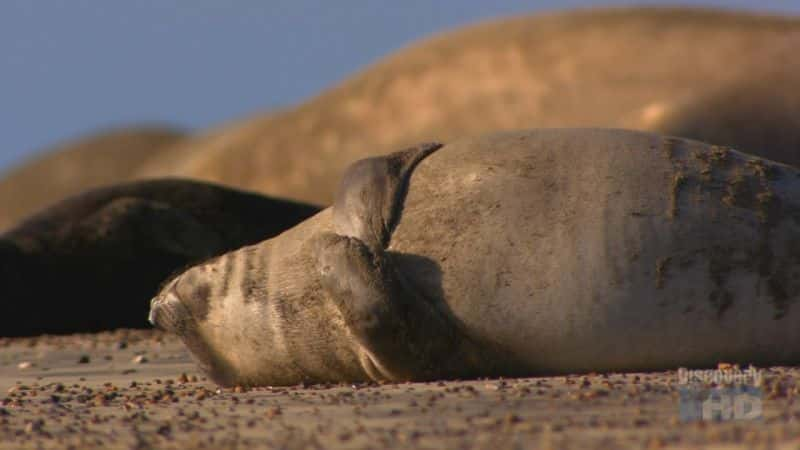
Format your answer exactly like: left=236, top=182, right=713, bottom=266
left=333, top=142, right=442, bottom=248
left=313, top=233, right=391, bottom=328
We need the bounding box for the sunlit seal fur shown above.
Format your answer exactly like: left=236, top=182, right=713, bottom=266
left=151, top=130, right=800, bottom=386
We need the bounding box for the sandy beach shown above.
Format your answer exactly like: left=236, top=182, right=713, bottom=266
left=0, top=330, right=797, bottom=449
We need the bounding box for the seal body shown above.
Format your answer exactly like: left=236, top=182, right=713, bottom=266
left=134, top=8, right=800, bottom=206
left=4, top=9, right=797, bottom=220
left=0, top=126, right=185, bottom=232
left=390, top=131, right=800, bottom=374
left=151, top=130, right=800, bottom=386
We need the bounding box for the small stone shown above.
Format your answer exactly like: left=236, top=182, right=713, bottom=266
left=338, top=432, right=353, bottom=442
left=156, top=423, right=171, bottom=437
left=265, top=406, right=282, bottom=419
left=77, top=355, right=90, bottom=364
left=132, top=355, right=148, bottom=364
left=586, top=388, right=610, bottom=399
left=17, top=361, right=34, bottom=370
left=634, top=418, right=649, bottom=427
left=24, top=419, right=44, bottom=434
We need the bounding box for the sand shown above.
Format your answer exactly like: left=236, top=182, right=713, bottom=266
left=0, top=330, right=798, bottom=449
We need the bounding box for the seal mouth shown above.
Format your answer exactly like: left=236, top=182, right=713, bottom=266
left=148, top=288, right=231, bottom=385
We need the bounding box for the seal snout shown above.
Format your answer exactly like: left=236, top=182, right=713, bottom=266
left=148, top=294, right=164, bottom=328
left=148, top=290, right=188, bottom=333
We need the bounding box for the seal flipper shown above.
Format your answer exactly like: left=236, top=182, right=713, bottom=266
left=333, top=142, right=441, bottom=248
left=313, top=232, right=487, bottom=382
left=319, top=143, right=518, bottom=381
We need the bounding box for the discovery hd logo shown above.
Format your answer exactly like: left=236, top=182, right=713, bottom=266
left=677, top=366, right=763, bottom=422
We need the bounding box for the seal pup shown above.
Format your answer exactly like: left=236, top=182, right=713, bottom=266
left=1, top=178, right=320, bottom=336
left=151, top=130, right=800, bottom=386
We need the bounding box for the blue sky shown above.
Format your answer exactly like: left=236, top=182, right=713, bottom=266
left=1, top=1, right=798, bottom=172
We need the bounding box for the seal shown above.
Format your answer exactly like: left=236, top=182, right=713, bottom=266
left=150, top=130, right=800, bottom=386
left=0, top=126, right=185, bottom=232
left=134, top=8, right=800, bottom=206
left=1, top=178, right=320, bottom=336
left=5, top=9, right=797, bottom=219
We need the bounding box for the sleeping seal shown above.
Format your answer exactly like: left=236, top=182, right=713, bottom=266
left=134, top=8, right=800, bottom=206
left=1, top=178, right=320, bottom=336
left=0, top=126, right=185, bottom=232
left=150, top=130, right=800, bottom=386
